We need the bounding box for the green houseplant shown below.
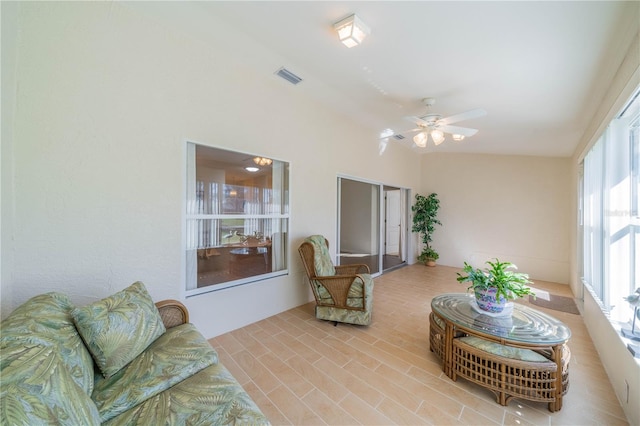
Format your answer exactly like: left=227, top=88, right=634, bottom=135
left=456, top=259, right=534, bottom=313
left=411, top=193, right=441, bottom=266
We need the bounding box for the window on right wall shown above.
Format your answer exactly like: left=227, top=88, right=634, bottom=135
left=581, top=87, right=639, bottom=327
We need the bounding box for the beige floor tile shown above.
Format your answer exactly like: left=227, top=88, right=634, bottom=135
left=338, top=393, right=396, bottom=425
left=301, top=388, right=359, bottom=425
left=287, top=354, right=350, bottom=402
left=313, top=356, right=386, bottom=408
left=233, top=349, right=281, bottom=395
left=376, top=397, right=432, bottom=425
left=267, top=384, right=327, bottom=425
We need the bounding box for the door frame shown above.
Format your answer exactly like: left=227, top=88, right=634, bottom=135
left=337, top=175, right=410, bottom=276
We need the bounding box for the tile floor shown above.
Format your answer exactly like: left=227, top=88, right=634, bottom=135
left=209, top=264, right=629, bottom=425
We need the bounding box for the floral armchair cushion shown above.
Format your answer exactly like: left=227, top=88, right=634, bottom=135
left=72, top=282, right=166, bottom=378
left=315, top=274, right=374, bottom=326
left=305, top=235, right=336, bottom=276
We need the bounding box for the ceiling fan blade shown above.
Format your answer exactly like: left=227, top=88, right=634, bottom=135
left=438, top=125, right=478, bottom=137
left=379, top=128, right=422, bottom=139
left=438, top=108, right=487, bottom=125
left=379, top=139, right=388, bottom=155
left=404, top=116, right=430, bottom=127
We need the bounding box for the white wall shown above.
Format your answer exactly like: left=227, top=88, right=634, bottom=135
left=1, top=1, right=19, bottom=318
left=1, top=2, right=420, bottom=337
left=421, top=153, right=571, bottom=284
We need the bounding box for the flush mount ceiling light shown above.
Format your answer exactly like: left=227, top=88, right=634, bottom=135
left=253, top=157, right=272, bottom=166
left=333, top=14, right=370, bottom=48
left=245, top=166, right=259, bottom=172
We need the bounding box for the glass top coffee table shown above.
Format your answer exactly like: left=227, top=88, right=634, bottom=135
left=429, top=293, right=571, bottom=412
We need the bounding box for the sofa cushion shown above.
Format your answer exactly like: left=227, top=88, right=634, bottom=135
left=0, top=292, right=95, bottom=395
left=0, top=344, right=101, bottom=425
left=72, top=281, right=166, bottom=378
left=103, top=362, right=270, bottom=426
left=92, top=323, right=218, bottom=422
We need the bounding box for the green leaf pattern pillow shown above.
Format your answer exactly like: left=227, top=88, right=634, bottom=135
left=0, top=345, right=101, bottom=425
left=0, top=292, right=95, bottom=395
left=72, top=282, right=166, bottom=378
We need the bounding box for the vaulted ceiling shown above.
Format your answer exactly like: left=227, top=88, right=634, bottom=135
left=146, top=1, right=639, bottom=157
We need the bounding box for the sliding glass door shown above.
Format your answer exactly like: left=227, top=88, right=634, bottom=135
left=337, top=177, right=408, bottom=276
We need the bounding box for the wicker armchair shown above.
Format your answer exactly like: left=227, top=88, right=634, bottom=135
left=298, top=235, right=374, bottom=326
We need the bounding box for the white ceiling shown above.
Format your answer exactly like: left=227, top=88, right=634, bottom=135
left=184, top=1, right=637, bottom=157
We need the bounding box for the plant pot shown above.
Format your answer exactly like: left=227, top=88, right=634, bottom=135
left=425, top=259, right=437, bottom=267
left=474, top=288, right=509, bottom=313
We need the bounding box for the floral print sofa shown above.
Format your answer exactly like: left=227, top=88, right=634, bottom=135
left=0, top=282, right=269, bottom=425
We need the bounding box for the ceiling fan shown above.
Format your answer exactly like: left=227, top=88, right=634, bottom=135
left=387, top=98, right=487, bottom=148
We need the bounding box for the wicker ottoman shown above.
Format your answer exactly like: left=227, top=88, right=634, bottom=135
left=451, top=336, right=570, bottom=410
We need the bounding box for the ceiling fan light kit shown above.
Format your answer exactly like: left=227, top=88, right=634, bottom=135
left=431, top=130, right=445, bottom=145
left=413, top=132, right=428, bottom=147
left=396, top=98, right=486, bottom=148
left=253, top=156, right=272, bottom=166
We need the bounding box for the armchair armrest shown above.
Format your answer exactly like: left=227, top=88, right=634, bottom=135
left=155, top=299, right=189, bottom=328
left=335, top=264, right=370, bottom=275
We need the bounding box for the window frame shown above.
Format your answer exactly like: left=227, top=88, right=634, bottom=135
left=581, top=88, right=640, bottom=327
left=183, top=142, right=290, bottom=297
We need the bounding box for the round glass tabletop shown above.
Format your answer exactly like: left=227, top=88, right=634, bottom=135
left=431, top=293, right=571, bottom=345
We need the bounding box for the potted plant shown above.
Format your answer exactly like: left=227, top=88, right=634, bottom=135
left=411, top=193, right=441, bottom=266
left=456, top=259, right=534, bottom=313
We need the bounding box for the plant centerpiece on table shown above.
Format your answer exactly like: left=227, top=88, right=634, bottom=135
left=456, top=259, right=534, bottom=313
left=411, top=193, right=441, bottom=267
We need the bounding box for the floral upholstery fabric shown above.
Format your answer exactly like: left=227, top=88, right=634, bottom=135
left=72, top=281, right=166, bottom=378
left=316, top=273, right=374, bottom=326
left=104, top=362, right=270, bottom=426
left=314, top=276, right=367, bottom=308
left=0, top=346, right=101, bottom=425
left=305, top=235, right=336, bottom=276
left=92, top=323, right=218, bottom=422
left=0, top=292, right=100, bottom=425
left=0, top=292, right=94, bottom=394
left=459, top=336, right=550, bottom=362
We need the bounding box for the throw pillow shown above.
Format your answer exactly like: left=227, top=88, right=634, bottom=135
left=72, top=281, right=166, bottom=378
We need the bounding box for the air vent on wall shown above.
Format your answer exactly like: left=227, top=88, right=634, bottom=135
left=275, top=67, right=303, bottom=85
left=393, top=134, right=405, bottom=140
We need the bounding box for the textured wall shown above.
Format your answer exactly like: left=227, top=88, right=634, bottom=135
left=1, top=2, right=420, bottom=336
left=421, top=152, right=571, bottom=284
